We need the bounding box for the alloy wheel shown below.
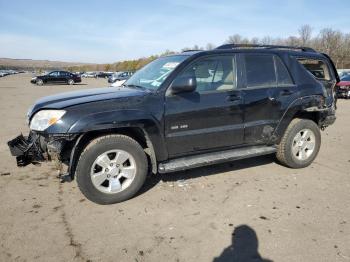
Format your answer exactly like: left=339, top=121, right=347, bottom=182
left=291, top=128, right=316, bottom=161
left=90, top=149, right=137, bottom=194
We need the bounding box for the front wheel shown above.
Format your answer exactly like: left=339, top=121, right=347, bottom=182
left=276, top=118, right=321, bottom=168
left=76, top=135, right=148, bottom=204
left=36, top=79, right=43, bottom=86
left=67, top=79, right=74, bottom=85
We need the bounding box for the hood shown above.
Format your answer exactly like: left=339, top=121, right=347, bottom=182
left=30, top=87, right=147, bottom=116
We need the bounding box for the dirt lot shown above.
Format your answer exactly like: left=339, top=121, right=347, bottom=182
left=0, top=73, right=349, bottom=262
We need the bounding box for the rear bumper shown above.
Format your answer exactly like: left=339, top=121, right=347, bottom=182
left=7, top=133, right=45, bottom=167
left=319, top=107, right=336, bottom=128
left=321, top=115, right=336, bottom=126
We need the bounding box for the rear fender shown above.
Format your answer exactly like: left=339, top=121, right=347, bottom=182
left=273, top=95, right=325, bottom=144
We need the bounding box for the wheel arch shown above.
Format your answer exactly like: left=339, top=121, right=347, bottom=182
left=67, top=126, right=158, bottom=180
left=273, top=95, right=325, bottom=144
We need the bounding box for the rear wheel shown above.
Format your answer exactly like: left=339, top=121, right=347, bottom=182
left=67, top=79, right=74, bottom=85
left=276, top=118, right=321, bottom=168
left=76, top=135, right=148, bottom=204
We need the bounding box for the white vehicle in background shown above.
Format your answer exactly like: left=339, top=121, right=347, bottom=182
left=81, top=72, right=97, bottom=78
left=109, top=71, right=134, bottom=87
left=110, top=78, right=127, bottom=87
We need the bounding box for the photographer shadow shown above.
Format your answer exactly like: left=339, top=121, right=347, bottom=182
left=213, top=225, right=273, bottom=262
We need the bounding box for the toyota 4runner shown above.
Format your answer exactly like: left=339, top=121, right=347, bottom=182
left=8, top=44, right=338, bottom=204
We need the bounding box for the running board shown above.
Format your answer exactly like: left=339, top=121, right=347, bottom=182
left=158, top=146, right=276, bottom=173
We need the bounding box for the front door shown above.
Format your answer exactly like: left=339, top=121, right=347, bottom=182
left=48, top=71, right=60, bottom=83
left=164, top=54, right=244, bottom=157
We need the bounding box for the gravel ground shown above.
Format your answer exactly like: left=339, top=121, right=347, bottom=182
left=0, top=73, right=349, bottom=262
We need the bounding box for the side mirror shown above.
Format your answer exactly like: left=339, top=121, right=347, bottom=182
left=170, top=76, right=196, bottom=94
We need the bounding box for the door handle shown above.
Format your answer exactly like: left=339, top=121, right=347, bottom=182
left=226, top=94, right=241, bottom=101
left=280, top=90, right=294, bottom=96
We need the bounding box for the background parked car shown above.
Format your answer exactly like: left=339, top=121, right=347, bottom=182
left=96, top=71, right=114, bottom=78
left=108, top=71, right=133, bottom=84
left=337, top=74, right=350, bottom=99
left=0, top=69, right=20, bottom=77
left=81, top=72, right=97, bottom=78
left=30, top=71, right=81, bottom=86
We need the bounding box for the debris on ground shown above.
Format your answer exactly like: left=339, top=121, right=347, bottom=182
left=0, top=172, right=11, bottom=176
left=177, top=179, right=187, bottom=187
left=259, top=216, right=269, bottom=220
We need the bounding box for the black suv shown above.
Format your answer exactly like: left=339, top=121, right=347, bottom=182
left=9, top=44, right=338, bottom=204
left=31, top=71, right=82, bottom=86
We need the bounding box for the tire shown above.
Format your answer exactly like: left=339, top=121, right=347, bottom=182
left=76, top=135, right=148, bottom=204
left=36, top=79, right=43, bottom=86
left=276, top=118, right=321, bottom=168
left=67, top=79, right=74, bottom=85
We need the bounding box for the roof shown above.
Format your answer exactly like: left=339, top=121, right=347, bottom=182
left=180, top=44, right=325, bottom=59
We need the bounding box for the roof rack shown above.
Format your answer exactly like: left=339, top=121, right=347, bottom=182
left=182, top=49, right=202, bottom=52
left=215, top=44, right=316, bottom=53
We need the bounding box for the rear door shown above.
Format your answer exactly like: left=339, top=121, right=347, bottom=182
left=58, top=71, right=68, bottom=83
left=164, top=54, right=244, bottom=157
left=241, top=53, right=297, bottom=144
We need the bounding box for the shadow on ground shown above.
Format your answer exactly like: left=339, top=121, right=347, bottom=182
left=213, top=225, right=273, bottom=262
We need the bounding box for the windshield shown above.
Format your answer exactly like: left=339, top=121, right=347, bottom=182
left=124, top=55, right=187, bottom=90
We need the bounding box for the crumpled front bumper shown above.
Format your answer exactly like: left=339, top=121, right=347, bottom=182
left=7, top=132, right=45, bottom=167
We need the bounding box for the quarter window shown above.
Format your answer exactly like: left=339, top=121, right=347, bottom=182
left=244, top=54, right=276, bottom=88
left=297, top=58, right=331, bottom=81
left=274, top=56, right=293, bottom=86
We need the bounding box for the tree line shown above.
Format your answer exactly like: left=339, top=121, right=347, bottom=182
left=1, top=25, right=349, bottom=72
left=66, top=25, right=350, bottom=72
left=223, top=25, right=350, bottom=69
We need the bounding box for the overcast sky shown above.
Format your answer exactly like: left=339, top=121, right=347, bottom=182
left=0, top=0, right=349, bottom=63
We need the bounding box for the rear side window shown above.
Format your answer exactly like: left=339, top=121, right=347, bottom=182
left=297, top=58, right=331, bottom=81
left=274, top=56, right=293, bottom=86
left=244, top=54, right=276, bottom=88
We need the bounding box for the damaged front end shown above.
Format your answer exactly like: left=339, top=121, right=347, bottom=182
left=8, top=132, right=46, bottom=167
left=8, top=132, right=78, bottom=178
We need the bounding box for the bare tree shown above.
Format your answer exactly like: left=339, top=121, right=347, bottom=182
left=206, top=43, right=216, bottom=50
left=226, top=34, right=250, bottom=44
left=285, top=36, right=300, bottom=46
left=316, top=28, right=343, bottom=66
left=299, top=25, right=312, bottom=45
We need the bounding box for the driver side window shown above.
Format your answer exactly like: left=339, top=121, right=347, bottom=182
left=176, top=55, right=236, bottom=93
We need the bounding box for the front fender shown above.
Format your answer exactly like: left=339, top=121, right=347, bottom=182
left=67, top=109, right=167, bottom=161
